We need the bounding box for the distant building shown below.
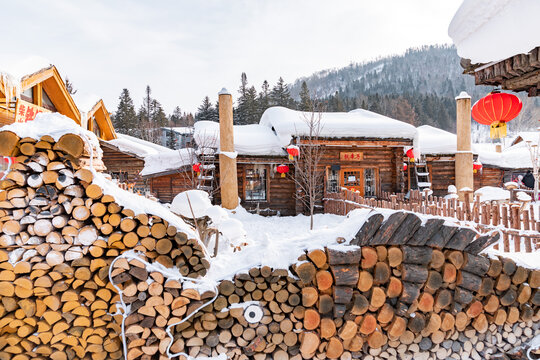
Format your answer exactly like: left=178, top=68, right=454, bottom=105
left=160, top=127, right=194, bottom=149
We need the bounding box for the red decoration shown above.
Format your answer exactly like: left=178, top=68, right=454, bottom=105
left=286, top=145, right=300, bottom=160
left=192, top=162, right=201, bottom=177
left=405, top=148, right=415, bottom=162
left=276, top=164, right=289, bottom=178
left=472, top=91, right=522, bottom=139
left=403, top=163, right=408, bottom=171
left=473, top=161, right=482, bottom=174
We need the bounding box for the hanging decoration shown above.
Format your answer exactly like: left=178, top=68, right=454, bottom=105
left=471, top=91, right=522, bottom=139
left=405, top=148, right=415, bottom=162
left=403, top=163, right=408, bottom=171
left=473, top=160, right=483, bottom=174
left=192, top=163, right=201, bottom=177
left=276, top=164, right=289, bottom=178
left=286, top=145, right=300, bottom=161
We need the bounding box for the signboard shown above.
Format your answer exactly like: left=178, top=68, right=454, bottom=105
left=340, top=152, right=363, bottom=161
left=14, top=99, right=50, bottom=123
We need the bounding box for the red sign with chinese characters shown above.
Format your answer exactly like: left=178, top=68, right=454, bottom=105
left=14, top=99, right=50, bottom=123
left=340, top=152, right=364, bottom=161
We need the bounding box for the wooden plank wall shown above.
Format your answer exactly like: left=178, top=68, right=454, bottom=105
left=149, top=174, right=193, bottom=203
left=100, top=145, right=147, bottom=193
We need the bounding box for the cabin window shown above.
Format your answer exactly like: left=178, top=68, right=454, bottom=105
left=21, top=87, right=34, bottom=103
left=327, top=168, right=339, bottom=193
left=245, top=166, right=267, bottom=201
left=364, top=168, right=376, bottom=197
left=41, top=89, right=56, bottom=111
left=92, top=118, right=101, bottom=138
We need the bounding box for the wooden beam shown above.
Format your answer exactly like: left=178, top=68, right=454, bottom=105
left=503, top=68, right=540, bottom=90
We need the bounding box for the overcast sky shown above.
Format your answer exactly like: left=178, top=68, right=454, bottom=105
left=4, top=0, right=462, bottom=114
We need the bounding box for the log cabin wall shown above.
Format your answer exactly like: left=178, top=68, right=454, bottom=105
left=100, top=142, right=148, bottom=194
left=148, top=173, right=193, bottom=203
left=311, top=139, right=410, bottom=196
left=215, top=156, right=297, bottom=216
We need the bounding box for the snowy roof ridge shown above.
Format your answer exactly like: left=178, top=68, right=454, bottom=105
left=448, top=0, right=540, bottom=63
left=140, top=148, right=196, bottom=177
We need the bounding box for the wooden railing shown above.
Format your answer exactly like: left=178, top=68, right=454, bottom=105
left=324, top=189, right=540, bottom=253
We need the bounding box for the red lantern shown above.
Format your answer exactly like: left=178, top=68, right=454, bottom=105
left=405, top=148, right=415, bottom=162
left=403, top=163, right=408, bottom=171
left=192, top=162, right=201, bottom=177
left=473, top=161, right=482, bottom=174
left=472, top=91, right=522, bottom=139
left=276, top=164, right=289, bottom=178
left=286, top=145, right=300, bottom=161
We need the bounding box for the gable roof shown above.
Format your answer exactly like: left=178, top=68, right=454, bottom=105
left=1, top=64, right=81, bottom=124
left=86, top=99, right=117, bottom=141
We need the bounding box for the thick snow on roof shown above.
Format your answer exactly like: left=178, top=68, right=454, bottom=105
left=415, top=125, right=480, bottom=156
left=449, top=0, right=540, bottom=63
left=1, top=112, right=102, bottom=158
left=106, top=133, right=169, bottom=159
left=478, top=142, right=532, bottom=169
left=169, top=127, right=193, bottom=135
left=140, top=148, right=195, bottom=176
left=0, top=56, right=53, bottom=100
left=511, top=131, right=539, bottom=146
left=260, top=107, right=416, bottom=148
left=194, top=121, right=285, bottom=156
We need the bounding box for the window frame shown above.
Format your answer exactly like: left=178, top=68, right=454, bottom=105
left=244, top=165, right=269, bottom=202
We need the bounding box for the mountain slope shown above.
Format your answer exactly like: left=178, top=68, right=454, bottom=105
left=289, top=45, right=539, bottom=135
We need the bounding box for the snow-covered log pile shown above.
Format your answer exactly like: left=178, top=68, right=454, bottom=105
left=0, top=117, right=209, bottom=360
left=111, top=211, right=539, bottom=360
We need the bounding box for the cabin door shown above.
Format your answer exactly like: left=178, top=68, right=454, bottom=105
left=341, top=169, right=364, bottom=195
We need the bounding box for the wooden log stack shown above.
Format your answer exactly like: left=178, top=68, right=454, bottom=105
left=0, top=132, right=209, bottom=360
left=113, top=215, right=539, bottom=359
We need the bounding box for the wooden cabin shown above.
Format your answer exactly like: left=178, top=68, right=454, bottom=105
left=100, top=134, right=174, bottom=194
left=412, top=125, right=504, bottom=196
left=0, top=65, right=80, bottom=126
left=449, top=2, right=540, bottom=98
left=143, top=107, right=416, bottom=214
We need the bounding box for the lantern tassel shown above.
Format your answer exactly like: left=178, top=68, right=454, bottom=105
left=281, top=173, right=285, bottom=178
left=490, top=122, right=507, bottom=139
left=196, top=171, right=200, bottom=177
left=288, top=154, right=293, bottom=161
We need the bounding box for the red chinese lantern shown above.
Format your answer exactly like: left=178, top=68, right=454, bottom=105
left=403, top=163, right=408, bottom=171
left=472, top=91, right=522, bottom=139
left=473, top=161, right=483, bottom=174
left=276, top=164, right=289, bottom=178
left=286, top=145, right=300, bottom=161
left=192, top=162, right=201, bottom=177
left=405, top=148, right=415, bottom=162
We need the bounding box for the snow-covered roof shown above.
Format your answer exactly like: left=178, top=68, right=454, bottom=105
left=194, top=121, right=285, bottom=156
left=260, top=107, right=416, bottom=148
left=415, top=125, right=480, bottom=156
left=0, top=56, right=53, bottom=101
left=163, top=127, right=193, bottom=135
left=478, top=142, right=532, bottom=169
left=448, top=0, right=540, bottom=64
left=140, top=148, right=195, bottom=177
left=105, top=133, right=170, bottom=159
left=511, top=131, right=539, bottom=146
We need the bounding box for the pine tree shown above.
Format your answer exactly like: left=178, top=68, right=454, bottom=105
left=299, top=81, right=312, bottom=111
left=244, top=86, right=259, bottom=124
left=137, top=85, right=154, bottom=142
left=150, top=99, right=168, bottom=128
left=196, top=96, right=216, bottom=122
left=270, top=77, right=294, bottom=108
left=236, top=73, right=249, bottom=124
left=64, top=77, right=77, bottom=95
left=169, top=106, right=182, bottom=127
left=112, top=89, right=137, bottom=136
left=257, top=80, right=270, bottom=118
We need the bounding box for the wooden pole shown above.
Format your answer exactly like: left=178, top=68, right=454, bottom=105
left=455, top=91, right=473, bottom=202
left=218, top=88, right=239, bottom=209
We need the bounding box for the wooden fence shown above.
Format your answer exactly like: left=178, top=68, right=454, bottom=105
left=324, top=189, right=540, bottom=253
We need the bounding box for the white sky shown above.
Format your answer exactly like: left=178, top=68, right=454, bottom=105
left=4, top=0, right=463, bottom=114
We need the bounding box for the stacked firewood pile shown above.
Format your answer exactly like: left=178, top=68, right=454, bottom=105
left=114, top=212, right=540, bottom=360
left=0, top=131, right=208, bottom=359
